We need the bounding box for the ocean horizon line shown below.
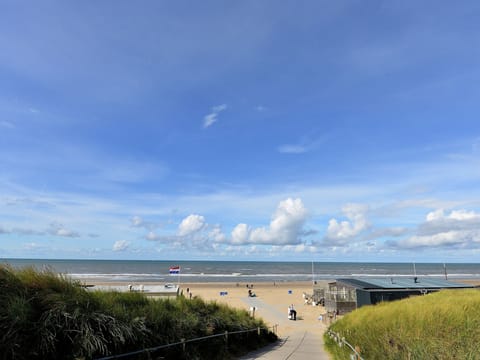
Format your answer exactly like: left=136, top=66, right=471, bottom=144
left=2, top=257, right=479, bottom=265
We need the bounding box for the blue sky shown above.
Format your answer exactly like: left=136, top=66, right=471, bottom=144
left=1, top=1, right=480, bottom=262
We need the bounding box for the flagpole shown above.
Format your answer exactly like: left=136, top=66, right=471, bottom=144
left=311, top=261, right=314, bottom=286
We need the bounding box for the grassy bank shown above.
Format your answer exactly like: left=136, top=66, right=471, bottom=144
left=0, top=265, right=276, bottom=359
left=324, top=289, right=480, bottom=359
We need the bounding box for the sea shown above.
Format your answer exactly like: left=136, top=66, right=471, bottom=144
left=2, top=259, right=480, bottom=283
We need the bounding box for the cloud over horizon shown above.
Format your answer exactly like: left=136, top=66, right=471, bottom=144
left=230, top=198, right=308, bottom=245
left=178, top=214, right=207, bottom=236
left=322, top=204, right=369, bottom=246
left=390, top=208, right=480, bottom=249
left=113, top=240, right=129, bottom=251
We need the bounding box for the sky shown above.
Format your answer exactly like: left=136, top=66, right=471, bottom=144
left=1, top=1, right=480, bottom=262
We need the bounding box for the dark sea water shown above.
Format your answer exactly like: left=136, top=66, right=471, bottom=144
left=2, top=258, right=479, bottom=283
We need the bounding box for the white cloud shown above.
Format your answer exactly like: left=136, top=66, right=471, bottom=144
left=230, top=198, right=308, bottom=245
left=426, top=209, right=445, bottom=221
left=212, top=104, right=227, bottom=112
left=419, top=208, right=480, bottom=236
left=131, top=215, right=159, bottom=230
left=277, top=134, right=328, bottom=154
left=178, top=214, right=206, bottom=236
left=426, top=209, right=480, bottom=222
left=113, top=240, right=129, bottom=251
left=324, top=204, right=369, bottom=245
left=203, top=104, right=227, bottom=128
left=48, top=223, right=80, bottom=238
left=391, top=208, right=480, bottom=249
left=397, top=231, right=472, bottom=248
left=209, top=225, right=226, bottom=242
left=277, top=145, right=307, bottom=154
left=259, top=243, right=318, bottom=257
left=142, top=215, right=213, bottom=250
left=231, top=223, right=250, bottom=244
left=55, top=228, right=76, bottom=237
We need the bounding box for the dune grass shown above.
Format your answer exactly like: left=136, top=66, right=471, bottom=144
left=0, top=264, right=276, bottom=359
left=324, top=289, right=480, bottom=360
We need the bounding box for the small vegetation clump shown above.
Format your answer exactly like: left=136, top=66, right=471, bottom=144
left=324, top=289, right=480, bottom=360
left=0, top=265, right=276, bottom=360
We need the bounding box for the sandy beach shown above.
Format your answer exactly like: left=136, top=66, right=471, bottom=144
left=182, top=281, right=330, bottom=337
left=89, top=280, right=330, bottom=338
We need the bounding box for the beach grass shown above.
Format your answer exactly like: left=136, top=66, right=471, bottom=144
left=0, top=264, right=276, bottom=359
left=324, top=288, right=480, bottom=359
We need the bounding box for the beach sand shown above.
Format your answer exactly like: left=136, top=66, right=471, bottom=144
left=89, top=280, right=330, bottom=338
left=180, top=281, right=329, bottom=337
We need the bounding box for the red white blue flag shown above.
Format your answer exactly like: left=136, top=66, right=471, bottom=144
left=169, top=266, right=180, bottom=275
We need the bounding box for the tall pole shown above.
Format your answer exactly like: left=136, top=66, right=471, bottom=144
left=443, top=263, right=448, bottom=280
left=311, top=261, right=315, bottom=286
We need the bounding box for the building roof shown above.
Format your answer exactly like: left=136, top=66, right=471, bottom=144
left=334, top=277, right=474, bottom=290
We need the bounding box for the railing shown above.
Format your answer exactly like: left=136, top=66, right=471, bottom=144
left=95, top=324, right=278, bottom=360
left=325, top=288, right=357, bottom=302
left=327, top=329, right=364, bottom=360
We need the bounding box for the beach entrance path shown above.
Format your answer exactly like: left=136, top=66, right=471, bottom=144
left=237, top=330, right=330, bottom=360
left=239, top=289, right=331, bottom=359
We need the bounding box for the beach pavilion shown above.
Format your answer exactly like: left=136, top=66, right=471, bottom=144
left=317, top=277, right=475, bottom=315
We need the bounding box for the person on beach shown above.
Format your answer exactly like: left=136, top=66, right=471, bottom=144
left=288, top=304, right=297, bottom=320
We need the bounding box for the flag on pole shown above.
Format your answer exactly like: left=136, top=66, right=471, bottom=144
left=169, top=266, right=180, bottom=275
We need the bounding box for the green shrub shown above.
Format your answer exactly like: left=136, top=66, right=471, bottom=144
left=0, top=264, right=276, bottom=359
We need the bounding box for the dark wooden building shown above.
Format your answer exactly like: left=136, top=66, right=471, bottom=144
left=322, top=277, right=474, bottom=314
